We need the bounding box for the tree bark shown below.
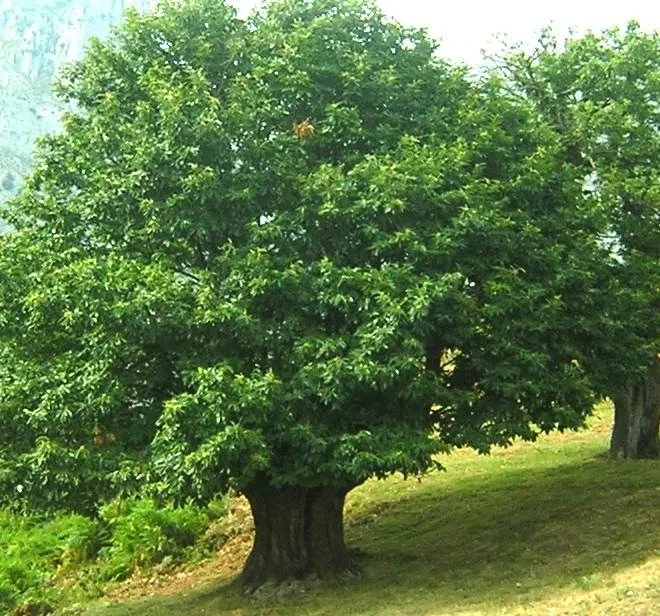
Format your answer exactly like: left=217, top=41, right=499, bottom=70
left=610, top=359, right=660, bottom=459
left=240, top=478, right=357, bottom=588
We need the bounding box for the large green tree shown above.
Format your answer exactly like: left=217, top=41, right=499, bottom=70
left=0, top=0, right=622, bottom=584
left=491, top=23, right=660, bottom=459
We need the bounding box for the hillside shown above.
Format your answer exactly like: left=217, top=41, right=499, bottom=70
left=0, top=0, right=155, bottom=205
left=80, top=405, right=660, bottom=616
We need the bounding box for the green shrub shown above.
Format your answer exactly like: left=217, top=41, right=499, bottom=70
left=0, top=511, right=99, bottom=614
left=0, top=571, right=22, bottom=614
left=97, top=499, right=209, bottom=580
left=0, top=499, right=218, bottom=613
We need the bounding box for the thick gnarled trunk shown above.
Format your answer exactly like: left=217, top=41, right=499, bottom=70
left=610, top=359, right=660, bottom=459
left=241, top=479, right=356, bottom=588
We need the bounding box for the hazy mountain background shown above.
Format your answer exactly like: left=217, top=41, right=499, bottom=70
left=0, top=0, right=156, bottom=205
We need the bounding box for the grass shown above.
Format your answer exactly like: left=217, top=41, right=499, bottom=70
left=79, top=403, right=660, bottom=616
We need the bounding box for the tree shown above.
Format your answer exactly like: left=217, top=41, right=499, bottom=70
left=490, top=23, right=660, bottom=459
left=0, top=0, right=620, bottom=585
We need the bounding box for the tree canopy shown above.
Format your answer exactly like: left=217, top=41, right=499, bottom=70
left=491, top=23, right=660, bottom=458
left=0, top=0, right=648, bottom=584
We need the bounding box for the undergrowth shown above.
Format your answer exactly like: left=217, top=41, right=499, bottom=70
left=0, top=496, right=228, bottom=615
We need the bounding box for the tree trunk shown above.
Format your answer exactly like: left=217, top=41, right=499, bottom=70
left=241, top=478, right=356, bottom=588
left=610, top=359, right=660, bottom=459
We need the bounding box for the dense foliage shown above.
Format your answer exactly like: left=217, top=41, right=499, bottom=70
left=0, top=0, right=652, bottom=583
left=491, top=23, right=660, bottom=457
left=0, top=499, right=217, bottom=615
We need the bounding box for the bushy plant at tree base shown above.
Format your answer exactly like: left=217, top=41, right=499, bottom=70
left=0, top=510, right=98, bottom=614
left=0, top=0, right=636, bottom=586
left=0, top=500, right=214, bottom=614
left=490, top=23, right=660, bottom=459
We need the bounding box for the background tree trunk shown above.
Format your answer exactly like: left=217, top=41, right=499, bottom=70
left=241, top=478, right=356, bottom=588
left=610, top=359, right=660, bottom=459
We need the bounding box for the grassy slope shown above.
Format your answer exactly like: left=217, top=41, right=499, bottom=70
left=82, top=404, right=660, bottom=616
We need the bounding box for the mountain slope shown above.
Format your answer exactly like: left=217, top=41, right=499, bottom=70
left=0, top=0, right=155, bottom=203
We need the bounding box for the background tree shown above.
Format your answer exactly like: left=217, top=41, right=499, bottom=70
left=0, top=0, right=626, bottom=586
left=491, top=24, right=660, bottom=459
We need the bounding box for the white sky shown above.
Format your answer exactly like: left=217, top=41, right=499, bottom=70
left=228, top=0, right=660, bottom=65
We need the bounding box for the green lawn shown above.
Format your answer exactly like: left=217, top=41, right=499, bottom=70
left=80, top=405, right=660, bottom=616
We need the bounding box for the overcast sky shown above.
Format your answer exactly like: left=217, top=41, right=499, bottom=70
left=228, top=0, right=660, bottom=65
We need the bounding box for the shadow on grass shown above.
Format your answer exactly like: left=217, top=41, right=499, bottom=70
left=86, top=448, right=660, bottom=615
